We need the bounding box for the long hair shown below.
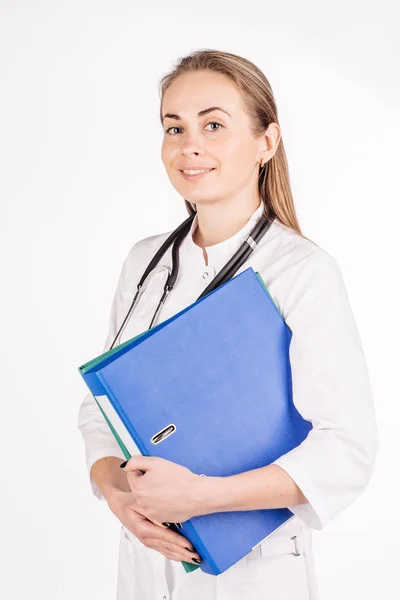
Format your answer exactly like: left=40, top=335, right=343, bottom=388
left=158, top=48, right=305, bottom=236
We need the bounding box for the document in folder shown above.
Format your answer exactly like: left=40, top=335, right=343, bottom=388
left=78, top=267, right=312, bottom=576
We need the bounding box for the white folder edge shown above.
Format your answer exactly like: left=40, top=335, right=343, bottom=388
left=94, top=394, right=142, bottom=457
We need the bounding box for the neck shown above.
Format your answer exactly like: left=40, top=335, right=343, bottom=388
left=192, top=196, right=262, bottom=249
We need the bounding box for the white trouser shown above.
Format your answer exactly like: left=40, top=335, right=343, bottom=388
left=116, top=517, right=320, bottom=600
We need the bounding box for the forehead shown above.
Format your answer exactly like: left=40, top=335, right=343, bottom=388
left=162, top=70, right=244, bottom=116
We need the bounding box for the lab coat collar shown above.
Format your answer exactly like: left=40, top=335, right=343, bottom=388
left=181, top=201, right=266, bottom=272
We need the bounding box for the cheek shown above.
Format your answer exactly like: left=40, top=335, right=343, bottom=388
left=230, top=140, right=258, bottom=175
left=161, top=139, right=176, bottom=164
left=217, top=136, right=251, bottom=166
left=160, top=144, right=170, bottom=167
left=222, top=148, right=253, bottom=179
left=227, top=137, right=254, bottom=161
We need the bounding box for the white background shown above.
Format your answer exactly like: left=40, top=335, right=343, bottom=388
left=0, top=1, right=398, bottom=598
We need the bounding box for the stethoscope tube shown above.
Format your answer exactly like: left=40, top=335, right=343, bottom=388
left=147, top=217, right=195, bottom=329
left=197, top=214, right=273, bottom=299
left=109, top=215, right=195, bottom=350
left=137, top=214, right=195, bottom=290
left=109, top=209, right=275, bottom=350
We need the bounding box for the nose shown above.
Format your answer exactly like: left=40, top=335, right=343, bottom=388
left=180, top=129, right=207, bottom=156
left=181, top=147, right=207, bottom=162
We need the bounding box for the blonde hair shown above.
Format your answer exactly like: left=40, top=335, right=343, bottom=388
left=158, top=48, right=306, bottom=237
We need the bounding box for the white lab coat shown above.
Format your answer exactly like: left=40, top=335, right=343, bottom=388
left=78, top=202, right=378, bottom=599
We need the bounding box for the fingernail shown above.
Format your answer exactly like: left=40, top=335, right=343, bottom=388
left=185, top=546, right=196, bottom=553
left=192, top=557, right=201, bottom=564
left=120, top=461, right=128, bottom=468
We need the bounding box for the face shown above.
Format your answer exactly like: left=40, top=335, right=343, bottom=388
left=160, top=70, right=276, bottom=208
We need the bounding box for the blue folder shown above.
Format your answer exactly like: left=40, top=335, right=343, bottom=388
left=78, top=267, right=312, bottom=576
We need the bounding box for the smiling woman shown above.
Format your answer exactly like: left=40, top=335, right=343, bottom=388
left=77, top=48, right=378, bottom=600
left=159, top=69, right=282, bottom=248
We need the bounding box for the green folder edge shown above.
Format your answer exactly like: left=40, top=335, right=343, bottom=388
left=79, top=271, right=282, bottom=574
left=92, top=399, right=199, bottom=574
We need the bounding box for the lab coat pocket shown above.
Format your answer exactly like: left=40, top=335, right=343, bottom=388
left=220, top=552, right=311, bottom=600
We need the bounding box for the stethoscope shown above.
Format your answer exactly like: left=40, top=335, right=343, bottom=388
left=109, top=208, right=275, bottom=351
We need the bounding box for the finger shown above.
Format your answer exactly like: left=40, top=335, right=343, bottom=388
left=158, top=548, right=184, bottom=563
left=125, top=471, right=146, bottom=494
left=137, top=522, right=201, bottom=562
left=159, top=529, right=201, bottom=558
left=121, top=456, right=156, bottom=473
left=139, top=520, right=199, bottom=556
left=126, top=469, right=145, bottom=484
left=151, top=539, right=202, bottom=564
left=163, top=550, right=201, bottom=564
left=138, top=520, right=177, bottom=541
left=167, top=530, right=197, bottom=552
left=148, top=518, right=169, bottom=528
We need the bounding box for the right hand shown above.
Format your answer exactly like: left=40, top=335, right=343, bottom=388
left=107, top=488, right=202, bottom=564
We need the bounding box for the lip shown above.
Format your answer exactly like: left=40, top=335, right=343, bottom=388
left=179, top=168, right=216, bottom=182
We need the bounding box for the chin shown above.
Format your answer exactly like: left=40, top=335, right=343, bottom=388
left=185, top=196, right=221, bottom=207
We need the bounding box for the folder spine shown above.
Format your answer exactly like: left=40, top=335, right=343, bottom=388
left=99, top=374, right=149, bottom=455
left=81, top=371, right=107, bottom=397
left=180, top=521, right=219, bottom=574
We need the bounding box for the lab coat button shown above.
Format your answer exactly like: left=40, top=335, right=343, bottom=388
left=202, top=271, right=209, bottom=279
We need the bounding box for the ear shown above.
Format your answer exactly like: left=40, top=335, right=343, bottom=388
left=262, top=123, right=281, bottom=161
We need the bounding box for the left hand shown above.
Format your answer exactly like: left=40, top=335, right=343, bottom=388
left=122, top=456, right=204, bottom=524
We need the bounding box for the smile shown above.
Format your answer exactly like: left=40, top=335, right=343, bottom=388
left=180, top=168, right=216, bottom=181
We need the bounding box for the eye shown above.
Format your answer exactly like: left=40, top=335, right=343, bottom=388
left=164, top=121, right=223, bottom=135
left=164, top=126, right=182, bottom=135
left=205, top=121, right=223, bottom=131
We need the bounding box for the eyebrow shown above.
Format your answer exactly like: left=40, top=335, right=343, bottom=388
left=161, top=106, right=231, bottom=124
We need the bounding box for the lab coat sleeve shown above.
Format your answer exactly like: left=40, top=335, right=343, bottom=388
left=271, top=248, right=379, bottom=530
left=77, top=245, right=138, bottom=501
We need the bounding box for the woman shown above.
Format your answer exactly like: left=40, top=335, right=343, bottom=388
left=77, top=49, right=378, bottom=600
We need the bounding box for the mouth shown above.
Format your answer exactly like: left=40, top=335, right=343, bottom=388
left=179, top=168, right=216, bottom=181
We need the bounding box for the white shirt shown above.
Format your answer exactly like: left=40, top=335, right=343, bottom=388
left=77, top=201, right=379, bottom=533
